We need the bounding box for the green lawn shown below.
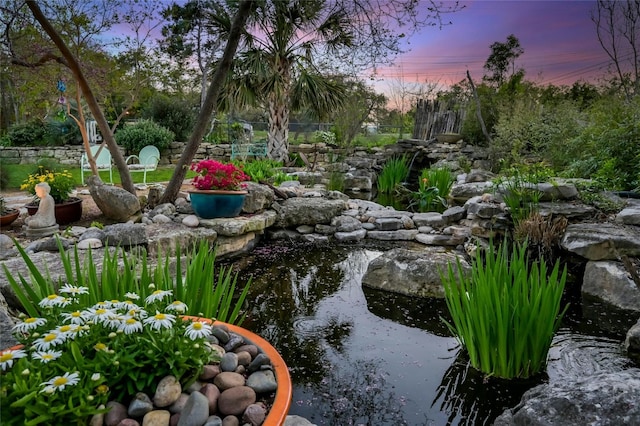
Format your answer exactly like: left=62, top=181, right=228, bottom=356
left=1, top=164, right=196, bottom=191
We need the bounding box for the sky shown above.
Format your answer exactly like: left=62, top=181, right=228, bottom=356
left=372, top=0, right=613, bottom=92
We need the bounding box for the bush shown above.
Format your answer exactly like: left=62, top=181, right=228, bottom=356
left=441, top=241, right=568, bottom=379
left=143, top=95, right=196, bottom=142
left=115, top=120, right=174, bottom=153
left=5, top=120, right=48, bottom=146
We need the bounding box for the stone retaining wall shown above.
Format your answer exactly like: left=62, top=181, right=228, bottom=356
left=0, top=139, right=490, bottom=171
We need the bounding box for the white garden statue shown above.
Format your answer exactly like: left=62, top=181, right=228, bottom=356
left=25, top=182, right=59, bottom=237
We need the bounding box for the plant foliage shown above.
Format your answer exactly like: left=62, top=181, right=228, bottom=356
left=377, top=156, right=408, bottom=194
left=412, top=166, right=454, bottom=212
left=441, top=241, right=568, bottom=379
left=115, top=119, right=174, bottom=153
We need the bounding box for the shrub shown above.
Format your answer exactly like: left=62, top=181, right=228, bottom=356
left=441, top=241, right=568, bottom=379
left=115, top=120, right=174, bottom=153
left=5, top=120, right=48, bottom=146
left=143, top=94, right=196, bottom=142
left=377, top=156, right=409, bottom=194
left=237, top=158, right=282, bottom=182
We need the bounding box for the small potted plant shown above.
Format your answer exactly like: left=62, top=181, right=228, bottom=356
left=188, top=159, right=250, bottom=219
left=0, top=195, right=20, bottom=227
left=21, top=166, right=82, bottom=225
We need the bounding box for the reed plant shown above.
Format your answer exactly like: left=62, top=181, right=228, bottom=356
left=441, top=241, right=568, bottom=379
left=3, top=238, right=250, bottom=324
left=377, top=156, right=409, bottom=193
left=412, top=166, right=455, bottom=212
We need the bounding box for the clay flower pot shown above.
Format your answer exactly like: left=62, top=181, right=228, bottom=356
left=26, top=197, right=83, bottom=225
left=0, top=209, right=20, bottom=227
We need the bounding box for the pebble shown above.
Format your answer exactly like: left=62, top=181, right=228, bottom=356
left=220, top=352, right=239, bottom=372
left=77, top=237, right=103, bottom=249
left=234, top=351, right=252, bottom=367
left=213, top=372, right=245, bottom=391
left=154, top=376, right=182, bottom=407
left=152, top=214, right=172, bottom=224
left=128, top=392, right=154, bottom=417
left=247, top=353, right=271, bottom=373
left=199, top=364, right=221, bottom=380
left=221, top=416, right=239, bottom=426
left=223, top=334, right=244, bottom=352
left=234, top=344, right=258, bottom=358
left=211, top=327, right=230, bottom=344
left=142, top=410, right=170, bottom=426
left=117, top=419, right=140, bottom=426
left=246, top=370, right=278, bottom=393
left=203, top=415, right=223, bottom=426
left=176, top=391, right=209, bottom=426
left=168, top=393, right=190, bottom=414
left=105, top=401, right=128, bottom=426
left=242, top=403, right=266, bottom=426
left=182, top=215, right=200, bottom=227
left=199, top=383, right=220, bottom=414
left=217, top=386, right=256, bottom=416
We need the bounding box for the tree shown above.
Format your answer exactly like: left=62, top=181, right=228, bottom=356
left=162, top=0, right=464, bottom=162
left=592, top=0, right=640, bottom=100
left=158, top=0, right=254, bottom=204
left=483, top=34, right=524, bottom=87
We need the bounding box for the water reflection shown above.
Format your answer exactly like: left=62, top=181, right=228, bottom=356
left=224, top=241, right=635, bottom=425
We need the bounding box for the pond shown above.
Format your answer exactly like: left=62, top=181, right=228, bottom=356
left=225, top=240, right=636, bottom=425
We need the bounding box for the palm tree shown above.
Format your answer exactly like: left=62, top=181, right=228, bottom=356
left=225, top=0, right=349, bottom=162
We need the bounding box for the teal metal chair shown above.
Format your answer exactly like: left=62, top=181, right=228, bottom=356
left=81, top=145, right=113, bottom=185
left=126, top=145, right=160, bottom=184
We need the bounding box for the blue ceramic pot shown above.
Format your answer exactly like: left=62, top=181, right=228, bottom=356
left=188, top=190, right=247, bottom=219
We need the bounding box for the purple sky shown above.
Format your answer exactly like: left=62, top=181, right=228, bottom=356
left=372, top=0, right=612, bottom=91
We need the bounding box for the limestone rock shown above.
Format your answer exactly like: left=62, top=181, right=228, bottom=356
left=243, top=182, right=275, bottom=214
left=582, top=261, right=640, bottom=313
left=361, top=247, right=471, bottom=298
left=494, top=369, right=640, bottom=426
left=561, top=222, right=640, bottom=260
left=625, top=319, right=640, bottom=363
left=449, top=182, right=493, bottom=204
left=616, top=205, right=640, bottom=225
left=103, top=223, right=148, bottom=247
left=87, top=175, right=140, bottom=221
left=273, top=198, right=347, bottom=228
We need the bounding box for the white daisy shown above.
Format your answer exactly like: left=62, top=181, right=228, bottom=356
left=184, top=321, right=212, bottom=340
left=144, top=289, right=173, bottom=304
left=32, top=331, right=66, bottom=351
left=87, top=307, right=116, bottom=325
left=33, top=350, right=62, bottom=364
left=55, top=324, right=74, bottom=336
left=93, top=342, right=109, bottom=352
left=61, top=310, right=90, bottom=325
left=115, top=300, right=140, bottom=311
left=143, top=311, right=176, bottom=330
left=12, top=317, right=47, bottom=333
left=38, top=294, right=65, bottom=308
left=102, top=313, right=125, bottom=330
left=66, top=324, right=85, bottom=339
left=126, top=307, right=148, bottom=320
left=166, top=300, right=188, bottom=313
left=40, top=372, right=80, bottom=394
left=58, top=284, right=89, bottom=296
left=0, top=348, right=27, bottom=371
left=124, top=292, right=140, bottom=300
left=119, top=317, right=143, bottom=334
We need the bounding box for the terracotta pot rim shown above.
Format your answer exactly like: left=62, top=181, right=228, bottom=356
left=188, top=189, right=248, bottom=195
left=182, top=317, right=291, bottom=425
left=3, top=319, right=292, bottom=425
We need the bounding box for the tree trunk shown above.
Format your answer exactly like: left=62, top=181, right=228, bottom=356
left=268, top=97, right=290, bottom=163
left=466, top=70, right=493, bottom=145
left=26, top=1, right=136, bottom=194
left=159, top=0, right=254, bottom=204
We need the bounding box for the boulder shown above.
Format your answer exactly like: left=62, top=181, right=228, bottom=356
left=538, top=202, right=597, bottom=220
left=494, top=369, right=640, bottom=426
left=103, top=223, right=148, bottom=247
left=582, top=261, right=640, bottom=313
left=561, top=222, right=640, bottom=260
left=273, top=198, right=347, bottom=228
left=616, top=205, right=640, bottom=226
left=0, top=291, right=18, bottom=349
left=361, top=247, right=471, bottom=298
left=449, top=182, right=493, bottom=204
left=199, top=211, right=277, bottom=237
left=243, top=182, right=275, bottom=214
left=87, top=176, right=141, bottom=221
left=344, top=175, right=372, bottom=192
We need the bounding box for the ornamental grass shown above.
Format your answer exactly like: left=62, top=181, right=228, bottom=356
left=377, top=156, right=409, bottom=194
left=441, top=241, right=568, bottom=379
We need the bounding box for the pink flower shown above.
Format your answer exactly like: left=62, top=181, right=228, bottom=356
left=190, top=160, right=249, bottom=191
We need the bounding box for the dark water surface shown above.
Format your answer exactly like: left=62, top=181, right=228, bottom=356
left=225, top=241, right=635, bottom=425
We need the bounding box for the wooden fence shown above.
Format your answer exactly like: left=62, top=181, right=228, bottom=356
left=412, top=99, right=467, bottom=140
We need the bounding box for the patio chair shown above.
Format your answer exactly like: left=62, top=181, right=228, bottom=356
left=125, top=145, right=160, bottom=184
left=81, top=145, right=113, bottom=185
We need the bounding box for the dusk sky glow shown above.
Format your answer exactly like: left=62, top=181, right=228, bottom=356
left=372, top=0, right=615, bottom=91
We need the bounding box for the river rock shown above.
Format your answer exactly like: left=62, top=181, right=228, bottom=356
left=217, top=386, right=257, bottom=416
left=284, top=415, right=317, bottom=426
left=246, top=370, right=278, bottom=393
left=213, top=372, right=245, bottom=391
left=143, top=410, right=170, bottom=426
left=87, top=175, right=141, bottom=221
left=203, top=416, right=223, bottom=426
left=105, top=401, right=128, bottom=426
left=361, top=247, right=471, bottom=298
left=177, top=392, right=209, bottom=426
left=242, top=403, right=267, bottom=426
left=153, top=376, right=182, bottom=408
left=199, top=383, right=220, bottom=414
left=561, top=222, right=640, bottom=260
left=494, top=369, right=640, bottom=425
left=273, top=198, right=347, bottom=228
left=128, top=392, right=154, bottom=417
left=220, top=352, right=239, bottom=372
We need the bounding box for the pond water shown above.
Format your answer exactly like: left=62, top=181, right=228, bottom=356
left=225, top=240, right=636, bottom=425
